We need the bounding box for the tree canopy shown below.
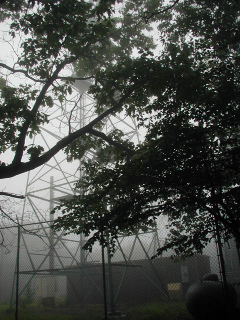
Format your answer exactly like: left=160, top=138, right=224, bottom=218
left=0, top=0, right=156, bottom=181
left=53, top=0, right=240, bottom=256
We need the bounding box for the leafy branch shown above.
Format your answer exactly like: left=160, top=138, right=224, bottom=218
left=0, top=84, right=137, bottom=179
left=0, top=62, right=45, bottom=83
left=0, top=62, right=95, bottom=83
left=12, top=56, right=78, bottom=165
left=142, top=0, right=181, bottom=23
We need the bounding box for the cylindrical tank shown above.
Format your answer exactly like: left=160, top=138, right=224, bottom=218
left=185, top=274, right=237, bottom=320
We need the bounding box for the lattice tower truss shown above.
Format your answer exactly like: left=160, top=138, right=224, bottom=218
left=9, top=79, right=167, bottom=308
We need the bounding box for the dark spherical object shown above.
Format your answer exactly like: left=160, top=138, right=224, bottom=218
left=185, top=280, right=237, bottom=320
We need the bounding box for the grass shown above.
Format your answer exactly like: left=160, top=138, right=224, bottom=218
left=0, top=301, right=193, bottom=320
left=0, top=303, right=103, bottom=320
left=127, top=301, right=194, bottom=320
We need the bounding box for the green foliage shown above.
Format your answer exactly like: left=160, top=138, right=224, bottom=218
left=0, top=83, right=48, bottom=157
left=27, top=145, right=44, bottom=161
left=1, top=0, right=239, bottom=259
left=0, top=0, right=155, bottom=178
left=0, top=77, right=6, bottom=89
left=54, top=0, right=240, bottom=257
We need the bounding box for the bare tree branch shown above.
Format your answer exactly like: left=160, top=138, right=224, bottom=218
left=68, top=94, right=83, bottom=135
left=0, top=63, right=94, bottom=83
left=57, top=75, right=94, bottom=81
left=0, top=191, right=25, bottom=199
left=0, top=206, right=51, bottom=247
left=0, top=230, right=4, bottom=245
left=0, top=62, right=45, bottom=83
left=142, top=0, right=180, bottom=23
left=89, top=128, right=134, bottom=155
left=0, top=205, right=20, bottom=225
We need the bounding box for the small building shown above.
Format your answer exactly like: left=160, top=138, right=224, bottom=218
left=223, top=238, right=240, bottom=284
left=66, top=254, right=211, bottom=305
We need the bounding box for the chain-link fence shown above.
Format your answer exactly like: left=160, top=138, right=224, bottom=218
left=0, top=220, right=240, bottom=320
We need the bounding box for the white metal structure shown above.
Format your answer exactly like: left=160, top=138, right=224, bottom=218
left=9, top=78, right=167, bottom=309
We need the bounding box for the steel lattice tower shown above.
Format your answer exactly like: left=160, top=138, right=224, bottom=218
left=9, top=79, right=167, bottom=310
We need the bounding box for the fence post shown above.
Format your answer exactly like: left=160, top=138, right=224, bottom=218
left=107, top=242, right=116, bottom=316
left=215, top=218, right=228, bottom=302
left=15, top=223, right=21, bottom=320
left=101, top=231, right=108, bottom=320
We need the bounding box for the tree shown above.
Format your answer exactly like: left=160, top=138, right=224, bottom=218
left=0, top=0, right=158, bottom=185
left=53, top=0, right=240, bottom=256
